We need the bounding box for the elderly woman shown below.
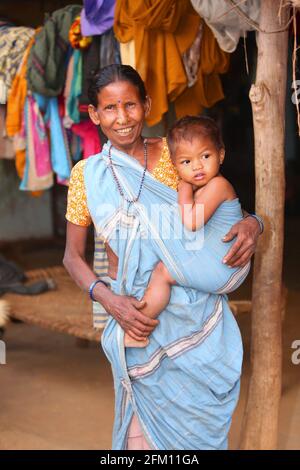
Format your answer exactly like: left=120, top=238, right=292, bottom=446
left=63, top=64, right=262, bottom=450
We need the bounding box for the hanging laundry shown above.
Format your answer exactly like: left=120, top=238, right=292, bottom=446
left=114, top=0, right=229, bottom=126
left=78, top=36, right=101, bottom=119
left=190, top=0, right=261, bottom=53
left=13, top=113, right=27, bottom=182
left=20, top=95, right=53, bottom=191
left=69, top=15, right=92, bottom=50
left=119, top=40, right=135, bottom=68
left=66, top=50, right=82, bottom=125
left=175, top=19, right=230, bottom=119
left=26, top=5, right=81, bottom=97
left=0, top=26, right=34, bottom=103
left=182, top=23, right=203, bottom=88
left=71, top=120, right=102, bottom=159
left=99, top=28, right=121, bottom=68
left=81, top=0, right=116, bottom=36
left=0, top=105, right=14, bottom=159
left=78, top=30, right=120, bottom=119
left=34, top=94, right=72, bottom=182
left=6, top=30, right=40, bottom=138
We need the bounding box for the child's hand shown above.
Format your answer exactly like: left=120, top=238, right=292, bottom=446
left=178, top=179, right=192, bottom=190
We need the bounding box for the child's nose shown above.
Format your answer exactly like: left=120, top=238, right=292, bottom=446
left=192, top=159, right=203, bottom=171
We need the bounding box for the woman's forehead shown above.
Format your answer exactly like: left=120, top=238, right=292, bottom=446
left=97, top=81, right=141, bottom=102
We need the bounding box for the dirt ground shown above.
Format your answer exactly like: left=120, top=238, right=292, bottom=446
left=0, top=217, right=299, bottom=450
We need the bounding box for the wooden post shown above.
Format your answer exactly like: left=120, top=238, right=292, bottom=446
left=239, top=1, right=289, bottom=450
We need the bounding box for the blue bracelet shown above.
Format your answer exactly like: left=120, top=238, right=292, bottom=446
left=89, top=279, right=109, bottom=301
left=245, top=213, right=264, bottom=234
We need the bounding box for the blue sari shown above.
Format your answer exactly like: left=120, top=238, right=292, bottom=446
left=84, top=142, right=249, bottom=450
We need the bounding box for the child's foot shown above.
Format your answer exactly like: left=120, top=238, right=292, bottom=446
left=124, top=333, right=149, bottom=348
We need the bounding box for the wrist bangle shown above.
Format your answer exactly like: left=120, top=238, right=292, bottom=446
left=244, top=213, right=264, bottom=234
left=89, top=279, right=109, bottom=301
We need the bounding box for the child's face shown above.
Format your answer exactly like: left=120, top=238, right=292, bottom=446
left=172, top=136, right=225, bottom=188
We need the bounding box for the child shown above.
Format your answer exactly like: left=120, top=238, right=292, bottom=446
left=124, top=115, right=250, bottom=348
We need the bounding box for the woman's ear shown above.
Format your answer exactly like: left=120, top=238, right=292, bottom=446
left=88, top=104, right=100, bottom=126
left=144, top=96, right=151, bottom=117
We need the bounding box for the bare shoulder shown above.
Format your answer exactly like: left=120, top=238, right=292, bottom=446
left=195, top=175, right=236, bottom=201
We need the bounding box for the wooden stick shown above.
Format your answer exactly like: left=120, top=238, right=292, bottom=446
left=239, top=0, right=289, bottom=450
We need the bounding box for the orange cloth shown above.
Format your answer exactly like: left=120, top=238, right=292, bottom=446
left=175, top=21, right=230, bottom=118
left=6, top=29, right=40, bottom=138
left=114, top=0, right=229, bottom=126
left=6, top=28, right=42, bottom=197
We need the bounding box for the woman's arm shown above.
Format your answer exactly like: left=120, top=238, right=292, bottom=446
left=63, top=222, right=158, bottom=341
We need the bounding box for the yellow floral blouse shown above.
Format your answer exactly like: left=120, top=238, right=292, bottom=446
left=66, top=138, right=179, bottom=226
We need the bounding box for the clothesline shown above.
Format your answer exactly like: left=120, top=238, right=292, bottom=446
left=0, top=0, right=265, bottom=193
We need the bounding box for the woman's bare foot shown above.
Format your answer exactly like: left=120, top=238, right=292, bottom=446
left=124, top=333, right=149, bottom=348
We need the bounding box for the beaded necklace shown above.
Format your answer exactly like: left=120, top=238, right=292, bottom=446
left=108, top=140, right=148, bottom=204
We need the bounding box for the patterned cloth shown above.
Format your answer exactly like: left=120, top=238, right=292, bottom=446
left=0, top=26, right=34, bottom=104
left=84, top=142, right=248, bottom=449
left=26, top=5, right=81, bottom=96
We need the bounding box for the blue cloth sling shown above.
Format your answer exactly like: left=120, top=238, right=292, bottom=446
left=84, top=142, right=250, bottom=450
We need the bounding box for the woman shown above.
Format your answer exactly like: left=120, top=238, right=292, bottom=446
left=63, top=64, right=262, bottom=450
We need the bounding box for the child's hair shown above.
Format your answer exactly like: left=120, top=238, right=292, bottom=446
left=167, top=115, right=224, bottom=158
left=88, top=64, right=147, bottom=107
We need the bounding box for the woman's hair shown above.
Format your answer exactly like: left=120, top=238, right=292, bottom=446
left=167, top=115, right=224, bottom=157
left=88, top=64, right=147, bottom=106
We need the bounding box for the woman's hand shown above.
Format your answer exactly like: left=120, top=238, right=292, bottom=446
left=97, top=288, right=159, bottom=342
left=222, top=216, right=261, bottom=267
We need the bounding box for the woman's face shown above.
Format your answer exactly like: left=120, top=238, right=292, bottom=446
left=88, top=80, right=150, bottom=151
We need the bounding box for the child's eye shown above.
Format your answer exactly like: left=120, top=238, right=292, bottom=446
left=202, top=154, right=210, bottom=159
left=181, top=160, right=190, bottom=165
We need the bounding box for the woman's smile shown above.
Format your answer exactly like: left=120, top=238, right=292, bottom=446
left=115, top=126, right=135, bottom=136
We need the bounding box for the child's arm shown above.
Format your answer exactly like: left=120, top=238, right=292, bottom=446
left=178, top=176, right=236, bottom=231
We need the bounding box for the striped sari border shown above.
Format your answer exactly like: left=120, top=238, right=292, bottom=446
left=127, top=297, right=223, bottom=380
left=215, top=262, right=250, bottom=294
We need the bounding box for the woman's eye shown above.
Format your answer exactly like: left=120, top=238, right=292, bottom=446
left=105, top=105, right=115, bottom=110
left=126, top=102, right=135, bottom=108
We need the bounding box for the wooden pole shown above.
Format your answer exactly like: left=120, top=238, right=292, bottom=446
left=239, top=0, right=289, bottom=450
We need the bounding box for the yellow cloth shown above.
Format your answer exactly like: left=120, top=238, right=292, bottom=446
left=66, top=138, right=178, bottom=226
left=114, top=0, right=229, bottom=126
left=120, top=40, right=136, bottom=68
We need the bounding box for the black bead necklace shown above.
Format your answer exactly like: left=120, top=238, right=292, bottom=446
left=108, top=139, right=148, bottom=204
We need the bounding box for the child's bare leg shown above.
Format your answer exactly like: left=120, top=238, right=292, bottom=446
left=124, top=262, right=176, bottom=348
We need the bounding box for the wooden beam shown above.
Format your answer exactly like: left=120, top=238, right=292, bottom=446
left=239, top=0, right=289, bottom=450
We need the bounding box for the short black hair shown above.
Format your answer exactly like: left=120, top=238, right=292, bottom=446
left=167, top=115, right=224, bottom=158
left=88, top=64, right=147, bottom=106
